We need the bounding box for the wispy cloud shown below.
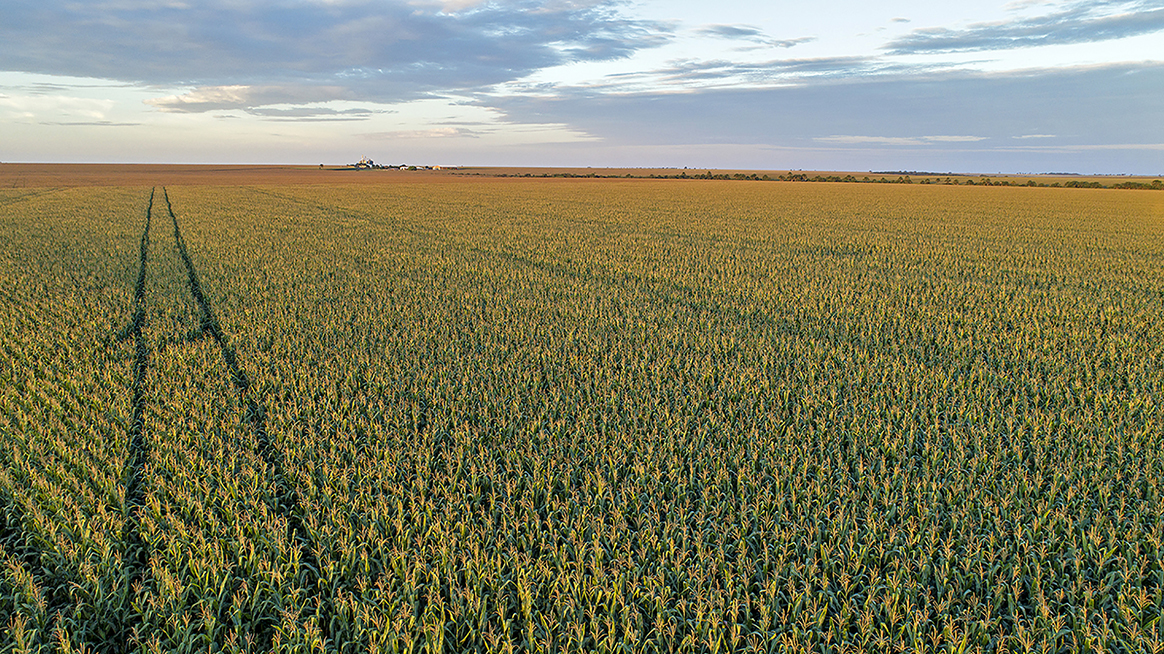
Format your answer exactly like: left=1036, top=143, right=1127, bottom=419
left=145, top=85, right=356, bottom=113
left=694, top=24, right=815, bottom=49
left=243, top=106, right=383, bottom=121
left=0, top=93, right=116, bottom=120
left=559, top=52, right=983, bottom=96
left=583, top=55, right=906, bottom=92
left=696, top=24, right=769, bottom=40
left=1013, top=133, right=1057, bottom=139
left=886, top=1, right=1164, bottom=53
left=1002, top=142, right=1164, bottom=151
left=816, top=135, right=989, bottom=145
left=1005, top=0, right=1047, bottom=12
left=39, top=120, right=140, bottom=126
left=771, top=37, right=818, bottom=48
left=363, top=127, right=483, bottom=139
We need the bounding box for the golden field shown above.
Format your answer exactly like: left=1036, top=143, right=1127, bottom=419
left=1, top=175, right=1162, bottom=652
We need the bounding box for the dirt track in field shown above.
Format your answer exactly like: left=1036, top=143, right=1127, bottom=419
left=116, top=188, right=154, bottom=649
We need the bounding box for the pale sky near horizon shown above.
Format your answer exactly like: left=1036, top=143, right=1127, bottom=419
left=2, top=0, right=1162, bottom=173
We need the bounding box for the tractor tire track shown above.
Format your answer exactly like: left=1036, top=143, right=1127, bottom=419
left=161, top=188, right=329, bottom=644
left=114, top=187, right=154, bottom=651
left=0, top=188, right=61, bottom=210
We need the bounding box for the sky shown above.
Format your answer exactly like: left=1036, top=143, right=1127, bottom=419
left=1, top=0, right=1162, bottom=173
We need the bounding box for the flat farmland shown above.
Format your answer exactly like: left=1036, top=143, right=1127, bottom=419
left=1, top=175, right=1162, bottom=653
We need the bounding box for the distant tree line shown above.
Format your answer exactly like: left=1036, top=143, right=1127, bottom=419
left=481, top=171, right=1163, bottom=190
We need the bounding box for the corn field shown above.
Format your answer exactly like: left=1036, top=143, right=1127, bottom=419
left=1, top=180, right=1162, bottom=653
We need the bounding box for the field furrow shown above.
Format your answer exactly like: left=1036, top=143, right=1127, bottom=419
left=0, top=188, right=62, bottom=210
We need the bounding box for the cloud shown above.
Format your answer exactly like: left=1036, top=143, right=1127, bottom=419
left=586, top=55, right=904, bottom=92
left=815, top=136, right=927, bottom=146
left=1013, top=133, right=1057, bottom=138
left=138, top=88, right=385, bottom=120
left=697, top=24, right=769, bottom=40
left=1005, top=0, right=1047, bottom=11
left=5, top=81, right=132, bottom=95
left=564, top=53, right=984, bottom=96
left=0, top=93, right=116, bottom=120
left=244, top=106, right=382, bottom=121
left=414, top=0, right=491, bottom=11
left=145, top=84, right=369, bottom=113
left=1, top=0, right=671, bottom=110
left=771, top=37, right=818, bottom=48
left=816, top=135, right=989, bottom=145
left=1003, top=142, right=1164, bottom=151
left=363, top=126, right=483, bottom=139
left=886, top=2, right=1164, bottom=53
left=39, top=120, right=140, bottom=126
left=922, top=135, right=990, bottom=143
left=695, top=24, right=815, bottom=49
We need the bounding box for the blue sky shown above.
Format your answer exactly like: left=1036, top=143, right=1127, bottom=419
left=1, top=0, right=1161, bottom=173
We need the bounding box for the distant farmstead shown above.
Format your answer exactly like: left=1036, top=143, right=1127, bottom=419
left=348, top=157, right=458, bottom=171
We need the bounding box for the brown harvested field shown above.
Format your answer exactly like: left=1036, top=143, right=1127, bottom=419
left=0, top=163, right=450, bottom=187
left=0, top=163, right=772, bottom=187
left=4, top=163, right=1159, bottom=189
left=0, top=163, right=702, bottom=187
